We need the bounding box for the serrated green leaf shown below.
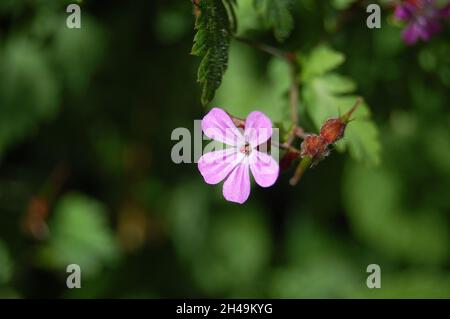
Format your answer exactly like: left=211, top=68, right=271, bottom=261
left=254, top=0, right=294, bottom=42
left=299, top=45, right=345, bottom=81
left=192, top=0, right=232, bottom=106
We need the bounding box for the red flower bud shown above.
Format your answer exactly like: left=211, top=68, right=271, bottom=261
left=300, top=134, right=328, bottom=159
left=319, top=97, right=362, bottom=144
left=320, top=118, right=346, bottom=144
left=290, top=99, right=363, bottom=184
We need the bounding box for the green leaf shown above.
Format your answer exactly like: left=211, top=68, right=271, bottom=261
left=335, top=97, right=381, bottom=165
left=299, top=45, right=345, bottom=81
left=301, top=46, right=381, bottom=165
left=192, top=0, right=232, bottom=106
left=254, top=0, right=294, bottom=42
left=38, top=193, right=120, bottom=277
left=319, top=73, right=356, bottom=94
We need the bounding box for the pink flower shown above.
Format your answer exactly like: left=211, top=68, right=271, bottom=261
left=394, top=0, right=450, bottom=45
left=198, top=108, right=279, bottom=204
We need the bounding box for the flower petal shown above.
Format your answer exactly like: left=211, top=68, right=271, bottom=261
left=394, top=4, right=414, bottom=21
left=402, top=23, right=421, bottom=44
left=202, top=107, right=244, bottom=146
left=222, top=160, right=251, bottom=204
left=249, top=151, right=279, bottom=188
left=244, top=111, right=273, bottom=148
left=198, top=148, right=244, bottom=184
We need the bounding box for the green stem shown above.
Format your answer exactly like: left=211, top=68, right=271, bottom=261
left=289, top=156, right=312, bottom=186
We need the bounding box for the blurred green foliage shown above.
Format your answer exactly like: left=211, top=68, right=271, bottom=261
left=254, top=0, right=294, bottom=41
left=38, top=193, right=120, bottom=277
left=0, top=0, right=449, bottom=298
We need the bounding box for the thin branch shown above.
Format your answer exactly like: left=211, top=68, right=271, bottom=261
left=289, top=64, right=299, bottom=125
left=233, top=36, right=291, bottom=62
left=272, top=141, right=301, bottom=155
left=289, top=156, right=312, bottom=186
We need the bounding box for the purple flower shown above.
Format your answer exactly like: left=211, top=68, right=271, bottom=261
left=394, top=0, right=450, bottom=44
left=198, top=108, right=279, bottom=204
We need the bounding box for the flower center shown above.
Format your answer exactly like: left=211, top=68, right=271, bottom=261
left=240, top=143, right=252, bottom=155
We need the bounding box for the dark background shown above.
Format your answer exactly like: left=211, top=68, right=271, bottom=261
left=0, top=0, right=449, bottom=298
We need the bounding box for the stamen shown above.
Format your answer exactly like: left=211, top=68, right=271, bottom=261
left=240, top=143, right=252, bottom=155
